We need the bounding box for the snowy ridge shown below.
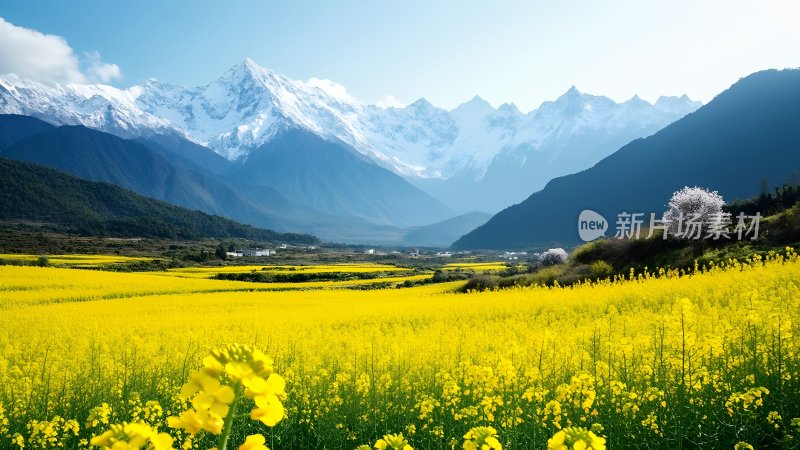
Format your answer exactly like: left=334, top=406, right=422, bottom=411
left=0, top=59, right=702, bottom=179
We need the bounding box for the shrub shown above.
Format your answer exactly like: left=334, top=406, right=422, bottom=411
left=431, top=269, right=450, bottom=283
left=556, top=264, right=593, bottom=285
left=462, top=275, right=499, bottom=292
left=590, top=260, right=613, bottom=279
left=540, top=248, right=568, bottom=266
left=526, top=265, right=567, bottom=286
left=498, top=264, right=528, bottom=277
left=570, top=240, right=606, bottom=265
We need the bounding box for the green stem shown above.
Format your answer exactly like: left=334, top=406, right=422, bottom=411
left=218, top=388, right=242, bottom=450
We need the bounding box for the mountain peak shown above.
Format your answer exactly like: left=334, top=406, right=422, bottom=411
left=223, top=58, right=277, bottom=83
left=452, top=95, right=494, bottom=114
left=468, top=94, right=489, bottom=104
left=409, top=97, right=434, bottom=109
left=565, top=85, right=581, bottom=96
left=554, top=85, right=583, bottom=103
left=544, top=85, right=587, bottom=112
left=653, top=94, right=702, bottom=114
left=625, top=94, right=649, bottom=105
left=497, top=102, right=521, bottom=115
left=238, top=57, right=267, bottom=73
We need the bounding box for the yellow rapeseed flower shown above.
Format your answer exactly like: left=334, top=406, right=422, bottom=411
left=169, top=344, right=285, bottom=437
left=250, top=391, right=285, bottom=427
left=90, top=422, right=173, bottom=450
left=375, top=433, right=413, bottom=450
left=238, top=434, right=270, bottom=450
left=2, top=250, right=799, bottom=448
left=462, top=426, right=502, bottom=450
left=547, top=426, right=606, bottom=450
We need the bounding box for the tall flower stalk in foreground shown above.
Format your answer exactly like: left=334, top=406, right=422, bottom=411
left=90, top=344, right=285, bottom=450
left=167, top=344, right=286, bottom=450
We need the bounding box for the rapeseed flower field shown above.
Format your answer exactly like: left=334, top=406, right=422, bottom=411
left=0, top=252, right=799, bottom=449
left=0, top=254, right=155, bottom=267
left=442, top=262, right=509, bottom=272
left=164, top=264, right=413, bottom=278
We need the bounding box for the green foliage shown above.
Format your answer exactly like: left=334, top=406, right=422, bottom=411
left=518, top=266, right=566, bottom=287
left=432, top=269, right=472, bottom=283
left=215, top=244, right=228, bottom=260
left=215, top=271, right=390, bottom=283
left=483, top=187, right=800, bottom=289
left=589, top=260, right=613, bottom=278
left=0, top=157, right=318, bottom=244
left=726, top=183, right=800, bottom=217
left=498, top=264, right=530, bottom=277
left=461, top=274, right=499, bottom=292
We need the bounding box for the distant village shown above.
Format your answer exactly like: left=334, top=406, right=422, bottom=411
left=225, top=244, right=301, bottom=258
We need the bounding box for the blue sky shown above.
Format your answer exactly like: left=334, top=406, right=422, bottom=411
left=1, top=0, right=799, bottom=110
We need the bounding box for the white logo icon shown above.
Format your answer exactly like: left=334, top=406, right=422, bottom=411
left=578, top=210, right=608, bottom=242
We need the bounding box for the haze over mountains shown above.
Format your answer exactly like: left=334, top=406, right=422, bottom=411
left=0, top=114, right=444, bottom=242
left=0, top=58, right=700, bottom=215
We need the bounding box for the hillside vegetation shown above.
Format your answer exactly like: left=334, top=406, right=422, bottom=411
left=464, top=185, right=800, bottom=290
left=0, top=157, right=318, bottom=244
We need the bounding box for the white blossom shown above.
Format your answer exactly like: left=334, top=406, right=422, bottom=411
left=540, top=248, right=568, bottom=266
left=663, top=186, right=725, bottom=238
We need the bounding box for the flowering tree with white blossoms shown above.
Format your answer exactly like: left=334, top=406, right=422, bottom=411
left=663, top=186, right=726, bottom=238
left=540, top=248, right=569, bottom=266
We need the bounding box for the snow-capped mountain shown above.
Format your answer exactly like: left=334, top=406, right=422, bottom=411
left=0, top=58, right=701, bottom=212
left=0, top=73, right=176, bottom=137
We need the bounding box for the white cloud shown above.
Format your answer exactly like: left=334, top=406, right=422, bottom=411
left=83, top=50, right=121, bottom=83
left=376, top=95, right=405, bottom=109
left=304, top=77, right=356, bottom=103
left=0, top=17, right=121, bottom=84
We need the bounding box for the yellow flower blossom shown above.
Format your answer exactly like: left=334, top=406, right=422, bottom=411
left=90, top=422, right=173, bottom=450
left=547, top=426, right=606, bottom=450
left=169, top=344, right=285, bottom=438
left=1, top=251, right=799, bottom=449
left=462, top=426, right=502, bottom=450
left=238, top=434, right=270, bottom=450
left=191, top=379, right=235, bottom=419
left=250, top=392, right=285, bottom=427
left=375, top=433, right=413, bottom=450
